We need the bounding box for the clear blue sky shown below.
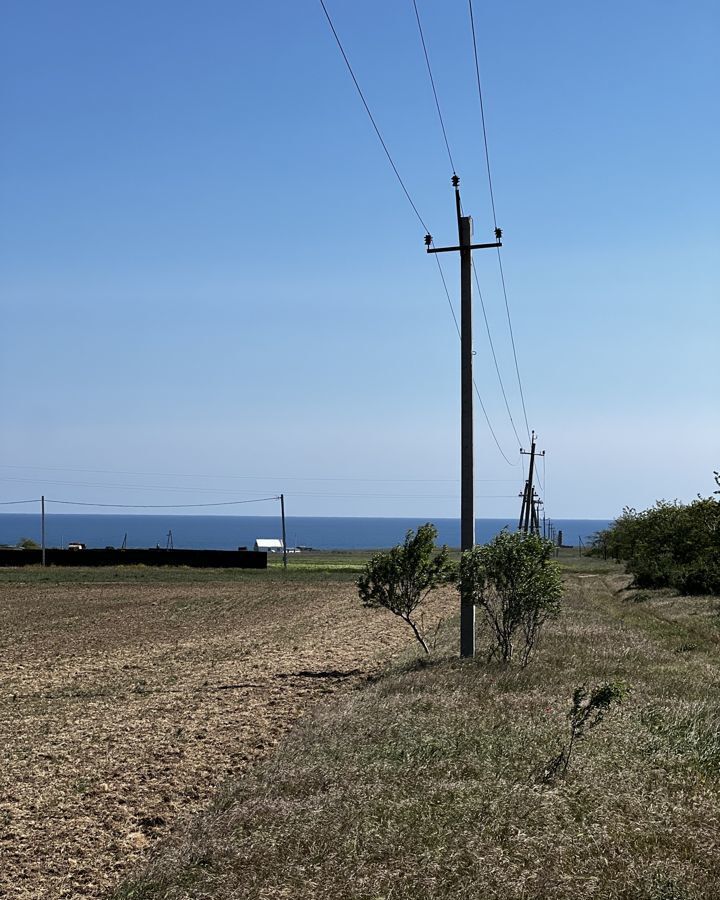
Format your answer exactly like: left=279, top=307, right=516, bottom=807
left=1, top=1, right=718, bottom=519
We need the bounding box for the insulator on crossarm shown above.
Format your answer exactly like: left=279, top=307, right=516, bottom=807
left=424, top=233, right=433, bottom=247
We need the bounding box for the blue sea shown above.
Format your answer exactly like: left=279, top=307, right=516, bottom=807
left=0, top=513, right=610, bottom=551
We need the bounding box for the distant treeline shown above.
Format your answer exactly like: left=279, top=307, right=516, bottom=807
left=592, top=474, right=720, bottom=595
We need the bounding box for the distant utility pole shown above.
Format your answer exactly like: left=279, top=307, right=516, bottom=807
left=280, top=494, right=288, bottom=570
left=41, top=495, right=46, bottom=567
left=426, top=175, right=502, bottom=658
left=532, top=491, right=543, bottom=536
left=519, top=432, right=545, bottom=536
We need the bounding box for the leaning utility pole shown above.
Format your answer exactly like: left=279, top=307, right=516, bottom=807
left=426, top=175, right=502, bottom=658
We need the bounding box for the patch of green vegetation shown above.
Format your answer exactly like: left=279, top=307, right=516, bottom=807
left=0, top=555, right=374, bottom=585
left=592, top=478, right=720, bottom=594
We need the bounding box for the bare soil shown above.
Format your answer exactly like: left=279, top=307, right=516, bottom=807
left=0, top=571, right=447, bottom=898
left=117, top=566, right=720, bottom=900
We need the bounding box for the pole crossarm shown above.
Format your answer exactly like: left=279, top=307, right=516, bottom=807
left=427, top=241, right=502, bottom=253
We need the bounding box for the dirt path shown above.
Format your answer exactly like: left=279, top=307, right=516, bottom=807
left=0, top=574, right=446, bottom=898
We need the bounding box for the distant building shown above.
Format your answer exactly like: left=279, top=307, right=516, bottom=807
left=254, top=538, right=283, bottom=553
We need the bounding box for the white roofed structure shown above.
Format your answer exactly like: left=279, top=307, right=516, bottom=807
left=254, top=538, right=283, bottom=552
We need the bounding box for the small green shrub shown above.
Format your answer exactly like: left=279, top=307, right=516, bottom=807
left=460, top=531, right=563, bottom=665
left=357, top=523, right=454, bottom=653
left=543, top=681, right=627, bottom=781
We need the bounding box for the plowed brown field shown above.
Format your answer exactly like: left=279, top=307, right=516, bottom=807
left=0, top=570, right=448, bottom=898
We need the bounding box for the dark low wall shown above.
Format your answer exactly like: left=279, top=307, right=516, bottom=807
left=0, top=548, right=267, bottom=569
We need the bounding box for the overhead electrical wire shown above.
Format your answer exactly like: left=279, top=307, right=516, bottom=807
left=0, top=465, right=518, bottom=484
left=318, top=0, right=518, bottom=470
left=47, top=497, right=280, bottom=510
left=3, top=492, right=518, bottom=509
left=467, top=0, right=499, bottom=229
left=431, top=253, right=517, bottom=467
left=318, top=0, right=429, bottom=234
left=4, top=487, right=519, bottom=503
left=411, top=0, right=456, bottom=174
left=409, top=0, right=524, bottom=461
left=472, top=260, right=523, bottom=447
left=467, top=0, right=532, bottom=443
left=21, top=491, right=515, bottom=509
left=0, top=475, right=280, bottom=496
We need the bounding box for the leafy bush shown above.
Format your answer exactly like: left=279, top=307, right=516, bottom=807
left=459, top=531, right=563, bottom=665
left=591, top=483, right=720, bottom=595
left=357, top=523, right=454, bottom=653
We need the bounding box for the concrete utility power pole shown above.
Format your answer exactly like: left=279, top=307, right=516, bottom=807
left=280, top=494, right=288, bottom=570
left=519, top=433, right=545, bottom=536
left=426, top=175, right=502, bottom=658
left=41, top=495, right=46, bottom=567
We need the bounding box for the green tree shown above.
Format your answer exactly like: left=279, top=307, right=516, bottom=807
left=17, top=537, right=40, bottom=550
left=590, top=477, right=720, bottom=594
left=460, top=531, right=563, bottom=665
left=357, top=524, right=454, bottom=653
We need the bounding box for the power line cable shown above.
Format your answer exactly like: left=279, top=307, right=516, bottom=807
left=467, top=0, right=499, bottom=229
left=431, top=252, right=517, bottom=467
left=496, top=255, right=530, bottom=440
left=408, top=2, right=523, bottom=459
left=0, top=465, right=518, bottom=484
left=431, top=244, right=461, bottom=339
left=467, top=0, right=531, bottom=442
left=47, top=497, right=280, bottom=510
left=472, top=259, right=523, bottom=447
left=411, top=0, right=456, bottom=174
left=46, top=494, right=518, bottom=507
left=318, top=0, right=429, bottom=233
left=0, top=476, right=280, bottom=496
left=0, top=498, right=38, bottom=505
left=318, top=0, right=517, bottom=470
left=284, top=490, right=518, bottom=500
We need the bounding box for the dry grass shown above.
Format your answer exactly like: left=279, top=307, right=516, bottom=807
left=0, top=567, right=452, bottom=898
left=116, top=562, right=720, bottom=900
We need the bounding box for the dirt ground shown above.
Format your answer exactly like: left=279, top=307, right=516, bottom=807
left=0, top=570, right=448, bottom=899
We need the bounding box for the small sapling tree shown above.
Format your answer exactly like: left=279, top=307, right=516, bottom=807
left=542, top=682, right=627, bottom=782
left=357, top=524, right=454, bottom=653
left=460, top=530, right=563, bottom=665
